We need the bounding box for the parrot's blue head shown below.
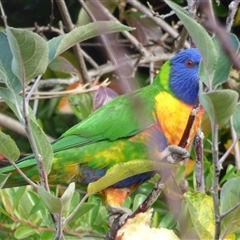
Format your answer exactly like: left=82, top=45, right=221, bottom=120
left=169, top=48, right=201, bottom=105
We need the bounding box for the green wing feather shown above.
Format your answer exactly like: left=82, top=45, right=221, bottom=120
left=52, top=84, right=160, bottom=151
left=0, top=84, right=161, bottom=174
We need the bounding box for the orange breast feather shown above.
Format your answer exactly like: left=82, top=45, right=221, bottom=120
left=155, top=92, right=203, bottom=149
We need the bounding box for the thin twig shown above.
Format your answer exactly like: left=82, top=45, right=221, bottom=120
left=195, top=129, right=205, bottom=192
left=220, top=202, right=240, bottom=220
left=86, top=0, right=150, bottom=57
left=211, top=117, right=221, bottom=240
left=226, top=0, right=240, bottom=32
left=49, top=0, right=55, bottom=29
left=149, top=61, right=154, bottom=84
left=178, top=99, right=201, bottom=148
left=0, top=1, right=7, bottom=27
left=26, top=75, right=42, bottom=102
left=218, top=126, right=240, bottom=168
left=230, top=117, right=240, bottom=169
left=55, top=0, right=91, bottom=85
left=81, top=0, right=120, bottom=67
left=6, top=158, right=39, bottom=189
left=132, top=181, right=164, bottom=216
left=187, top=0, right=199, bottom=19
left=81, top=49, right=99, bottom=69
left=54, top=211, right=64, bottom=240
left=25, top=25, right=64, bottom=35
left=175, top=27, right=189, bottom=52
left=127, top=0, right=190, bottom=48
left=200, top=0, right=240, bottom=71
left=85, top=0, right=148, bottom=93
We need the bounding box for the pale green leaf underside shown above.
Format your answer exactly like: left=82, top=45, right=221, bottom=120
left=6, top=27, right=48, bottom=83
left=48, top=21, right=135, bottom=62
left=233, top=105, right=240, bottom=135
left=220, top=177, right=240, bottom=236
left=199, top=90, right=238, bottom=125
left=0, top=131, right=20, bottom=161
left=0, top=32, right=22, bottom=93
left=38, top=183, right=75, bottom=213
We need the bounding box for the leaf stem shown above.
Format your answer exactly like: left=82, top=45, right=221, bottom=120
left=7, top=158, right=39, bottom=189
left=220, top=202, right=240, bottom=220
left=64, top=193, right=89, bottom=226
left=54, top=211, right=64, bottom=240
left=26, top=75, right=42, bottom=102
left=211, top=117, right=221, bottom=239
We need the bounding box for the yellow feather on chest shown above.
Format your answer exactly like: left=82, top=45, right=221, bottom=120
left=155, top=91, right=203, bottom=148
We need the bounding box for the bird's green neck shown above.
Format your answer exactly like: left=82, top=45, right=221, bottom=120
left=152, top=61, right=171, bottom=93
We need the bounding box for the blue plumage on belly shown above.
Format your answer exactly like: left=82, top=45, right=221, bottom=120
left=113, top=171, right=155, bottom=188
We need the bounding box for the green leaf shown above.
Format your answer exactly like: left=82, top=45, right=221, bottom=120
left=233, top=105, right=240, bottom=135
left=67, top=203, right=95, bottom=225
left=30, top=120, right=53, bottom=174
left=220, top=177, right=240, bottom=236
left=13, top=187, right=26, bottom=210
left=68, top=93, right=93, bottom=120
left=1, top=189, right=14, bottom=215
left=0, top=131, right=20, bottom=161
left=48, top=56, right=79, bottom=75
left=184, top=192, right=215, bottom=239
left=220, top=164, right=238, bottom=184
left=0, top=88, right=23, bottom=120
left=6, top=27, right=48, bottom=83
left=88, top=160, right=174, bottom=195
left=0, top=205, right=11, bottom=218
left=48, top=21, right=134, bottom=62
left=132, top=194, right=147, bottom=212
left=212, top=33, right=240, bottom=87
left=160, top=211, right=176, bottom=229
left=39, top=183, right=75, bottom=214
left=86, top=198, right=101, bottom=226
left=38, top=186, right=62, bottom=213
left=40, top=231, right=54, bottom=240
left=165, top=0, right=217, bottom=87
left=0, top=31, right=22, bottom=93
left=14, top=226, right=37, bottom=239
left=199, top=90, right=238, bottom=125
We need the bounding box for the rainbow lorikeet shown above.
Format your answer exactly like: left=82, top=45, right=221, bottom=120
left=0, top=48, right=203, bottom=209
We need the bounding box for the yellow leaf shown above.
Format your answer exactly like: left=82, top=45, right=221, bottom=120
left=184, top=192, right=215, bottom=239
left=185, top=158, right=195, bottom=176
left=224, top=234, right=236, bottom=240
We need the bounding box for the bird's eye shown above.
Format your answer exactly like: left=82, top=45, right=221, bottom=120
left=185, top=59, right=194, bottom=68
